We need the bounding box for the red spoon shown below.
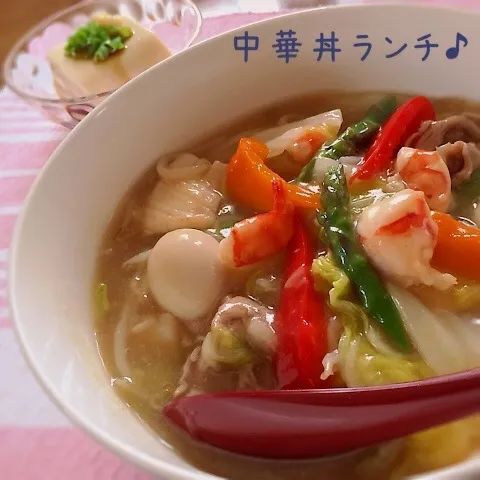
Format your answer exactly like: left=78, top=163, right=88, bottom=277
left=163, top=367, right=480, bottom=459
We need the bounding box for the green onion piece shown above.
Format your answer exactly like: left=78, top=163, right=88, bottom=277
left=64, top=21, right=133, bottom=63
left=94, top=282, right=109, bottom=314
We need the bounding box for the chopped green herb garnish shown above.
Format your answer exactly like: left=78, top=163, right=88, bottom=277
left=64, top=21, right=133, bottom=62
left=94, top=282, right=109, bottom=314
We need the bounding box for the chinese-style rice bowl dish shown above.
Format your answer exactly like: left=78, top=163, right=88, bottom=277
left=93, top=92, right=480, bottom=479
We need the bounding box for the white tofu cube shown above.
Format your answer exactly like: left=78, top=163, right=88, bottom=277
left=47, top=13, right=171, bottom=98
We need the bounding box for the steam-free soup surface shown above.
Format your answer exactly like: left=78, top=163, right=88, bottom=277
left=94, top=92, right=480, bottom=479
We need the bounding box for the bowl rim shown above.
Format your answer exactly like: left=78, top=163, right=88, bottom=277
left=8, top=2, right=480, bottom=480
left=2, top=0, right=203, bottom=106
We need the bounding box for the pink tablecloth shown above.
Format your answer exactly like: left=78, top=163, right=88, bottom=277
left=0, top=3, right=479, bottom=479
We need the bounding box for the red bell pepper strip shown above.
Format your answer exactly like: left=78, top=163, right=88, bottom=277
left=274, top=213, right=330, bottom=390
left=350, top=96, right=436, bottom=183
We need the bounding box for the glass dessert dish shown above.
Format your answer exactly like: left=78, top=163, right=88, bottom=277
left=3, top=0, right=202, bottom=129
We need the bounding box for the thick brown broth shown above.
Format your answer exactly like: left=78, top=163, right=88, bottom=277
left=94, top=91, right=480, bottom=480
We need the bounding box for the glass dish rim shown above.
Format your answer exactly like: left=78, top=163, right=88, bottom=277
left=2, top=0, right=203, bottom=105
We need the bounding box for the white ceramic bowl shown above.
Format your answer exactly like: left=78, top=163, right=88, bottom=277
left=8, top=3, right=480, bottom=479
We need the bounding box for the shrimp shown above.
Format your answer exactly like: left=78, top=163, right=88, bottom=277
left=219, top=179, right=294, bottom=268
left=280, top=127, right=330, bottom=165
left=356, top=189, right=457, bottom=291
left=396, top=147, right=452, bottom=212
left=266, top=110, right=343, bottom=165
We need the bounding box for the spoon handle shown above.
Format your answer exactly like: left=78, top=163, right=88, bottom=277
left=164, top=384, right=480, bottom=459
